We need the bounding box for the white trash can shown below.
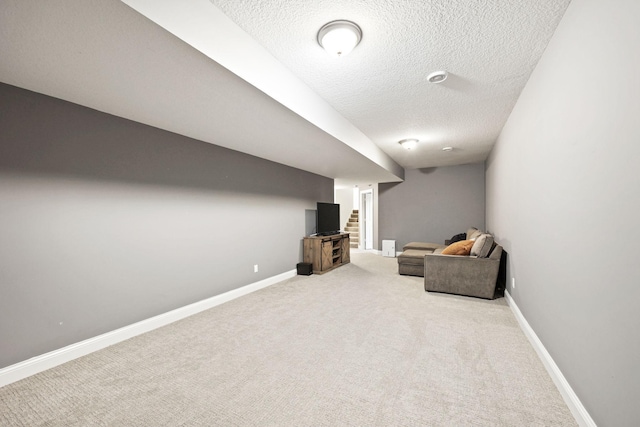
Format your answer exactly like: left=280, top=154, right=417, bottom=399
left=382, top=240, right=396, bottom=257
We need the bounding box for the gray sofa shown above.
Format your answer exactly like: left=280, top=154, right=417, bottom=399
left=397, top=228, right=504, bottom=299
left=424, top=239, right=503, bottom=299
left=397, top=227, right=481, bottom=277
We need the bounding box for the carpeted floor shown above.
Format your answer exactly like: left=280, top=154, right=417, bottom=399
left=0, top=252, right=576, bottom=426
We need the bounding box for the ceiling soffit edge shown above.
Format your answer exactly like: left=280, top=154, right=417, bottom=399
left=121, top=0, right=403, bottom=181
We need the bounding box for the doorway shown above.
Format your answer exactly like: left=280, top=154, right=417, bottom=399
left=360, top=189, right=373, bottom=250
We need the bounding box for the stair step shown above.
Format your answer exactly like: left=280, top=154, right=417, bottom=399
left=344, top=210, right=359, bottom=233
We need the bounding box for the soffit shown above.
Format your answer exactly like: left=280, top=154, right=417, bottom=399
left=0, top=0, right=402, bottom=183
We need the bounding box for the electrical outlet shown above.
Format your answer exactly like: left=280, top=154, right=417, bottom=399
left=512, top=278, right=516, bottom=289
left=254, top=264, right=259, bottom=273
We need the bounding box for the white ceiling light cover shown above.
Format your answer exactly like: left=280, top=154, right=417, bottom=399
left=317, top=20, right=362, bottom=57
left=399, top=139, right=419, bottom=150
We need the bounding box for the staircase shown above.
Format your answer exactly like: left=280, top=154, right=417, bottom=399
left=344, top=210, right=359, bottom=248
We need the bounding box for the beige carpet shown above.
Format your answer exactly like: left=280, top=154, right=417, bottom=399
left=0, top=252, right=576, bottom=426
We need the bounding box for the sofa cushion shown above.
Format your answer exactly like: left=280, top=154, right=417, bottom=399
left=441, top=239, right=474, bottom=255
left=471, top=233, right=494, bottom=258
left=403, top=242, right=447, bottom=251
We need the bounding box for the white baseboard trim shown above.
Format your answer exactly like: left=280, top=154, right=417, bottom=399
left=351, top=248, right=379, bottom=255
left=504, top=291, right=596, bottom=427
left=0, top=269, right=296, bottom=388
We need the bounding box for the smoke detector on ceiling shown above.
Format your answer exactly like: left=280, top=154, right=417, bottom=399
left=427, top=71, right=448, bottom=83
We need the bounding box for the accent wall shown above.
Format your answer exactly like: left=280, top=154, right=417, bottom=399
left=0, top=83, right=333, bottom=369
left=378, top=164, right=486, bottom=250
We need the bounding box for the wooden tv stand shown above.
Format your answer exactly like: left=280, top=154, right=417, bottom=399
left=303, top=233, right=350, bottom=274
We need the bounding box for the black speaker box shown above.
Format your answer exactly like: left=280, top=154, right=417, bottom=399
left=296, top=262, right=313, bottom=275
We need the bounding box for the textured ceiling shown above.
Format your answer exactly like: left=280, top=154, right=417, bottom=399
left=211, top=0, right=571, bottom=169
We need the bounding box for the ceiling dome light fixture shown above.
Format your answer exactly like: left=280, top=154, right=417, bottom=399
left=317, top=20, right=362, bottom=57
left=427, top=70, right=448, bottom=83
left=442, top=146, right=454, bottom=152
left=399, top=139, right=419, bottom=150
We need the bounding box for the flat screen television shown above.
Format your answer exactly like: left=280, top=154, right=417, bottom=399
left=316, top=202, right=340, bottom=236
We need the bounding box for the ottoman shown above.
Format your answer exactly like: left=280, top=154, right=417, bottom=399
left=397, top=242, right=447, bottom=277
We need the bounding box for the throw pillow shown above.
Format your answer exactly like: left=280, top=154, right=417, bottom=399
left=465, top=227, right=478, bottom=240
left=441, top=239, right=474, bottom=256
left=449, top=233, right=467, bottom=244
left=468, top=229, right=483, bottom=241
left=470, top=233, right=494, bottom=258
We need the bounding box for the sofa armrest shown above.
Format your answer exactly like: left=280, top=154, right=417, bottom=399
left=424, top=252, right=501, bottom=299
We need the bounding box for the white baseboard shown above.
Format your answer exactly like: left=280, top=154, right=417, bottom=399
left=0, top=269, right=296, bottom=388
left=351, top=247, right=379, bottom=255
left=504, top=291, right=596, bottom=427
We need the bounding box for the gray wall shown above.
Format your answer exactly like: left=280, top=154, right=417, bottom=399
left=0, top=83, right=333, bottom=369
left=378, top=164, right=485, bottom=250
left=485, top=0, right=640, bottom=424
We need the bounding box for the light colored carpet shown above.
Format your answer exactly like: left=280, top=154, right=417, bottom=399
left=0, top=252, right=576, bottom=426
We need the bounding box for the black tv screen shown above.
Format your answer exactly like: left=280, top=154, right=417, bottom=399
left=317, top=202, right=340, bottom=236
